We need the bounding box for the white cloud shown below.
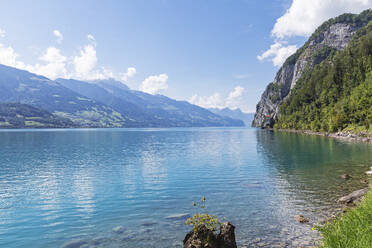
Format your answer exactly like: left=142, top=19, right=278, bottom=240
left=226, top=86, right=245, bottom=108
left=121, top=67, right=137, bottom=81
left=73, top=44, right=98, bottom=79
left=189, top=93, right=224, bottom=109
left=0, top=43, right=68, bottom=79
left=189, top=86, right=245, bottom=110
left=39, top=46, right=66, bottom=63
left=257, top=42, right=298, bottom=67
left=258, top=0, right=372, bottom=66
left=53, top=30, right=63, bottom=44
left=0, top=31, right=135, bottom=84
left=0, top=28, right=5, bottom=38
left=140, top=74, right=168, bottom=94
left=87, top=34, right=96, bottom=46
left=272, top=0, right=372, bottom=38
left=0, top=43, right=25, bottom=68
left=31, top=47, right=67, bottom=79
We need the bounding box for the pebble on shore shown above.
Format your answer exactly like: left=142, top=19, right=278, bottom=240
left=365, top=166, right=372, bottom=175
left=295, top=215, right=309, bottom=223
left=340, top=174, right=351, bottom=179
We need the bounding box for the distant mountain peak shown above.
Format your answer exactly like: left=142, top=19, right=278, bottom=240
left=90, top=78, right=130, bottom=91
left=208, top=107, right=254, bottom=126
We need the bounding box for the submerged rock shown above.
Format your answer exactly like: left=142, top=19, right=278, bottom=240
left=61, top=239, right=87, bottom=248
left=360, top=179, right=369, bottom=184
left=338, top=187, right=369, bottom=204
left=340, top=173, right=351, bottom=179
left=112, top=226, right=125, bottom=234
left=142, top=221, right=157, bottom=227
left=183, top=222, right=237, bottom=248
left=166, top=213, right=190, bottom=220
left=295, top=215, right=309, bottom=223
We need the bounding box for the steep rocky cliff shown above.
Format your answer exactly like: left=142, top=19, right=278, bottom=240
left=252, top=10, right=372, bottom=127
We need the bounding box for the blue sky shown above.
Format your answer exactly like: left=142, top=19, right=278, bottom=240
left=0, top=0, right=371, bottom=112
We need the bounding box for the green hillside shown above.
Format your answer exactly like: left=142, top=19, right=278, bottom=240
left=276, top=21, right=372, bottom=134
left=0, top=103, right=76, bottom=128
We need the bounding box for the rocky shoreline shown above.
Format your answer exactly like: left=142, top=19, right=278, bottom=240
left=180, top=187, right=371, bottom=248
left=181, top=128, right=372, bottom=248
left=274, top=129, right=372, bottom=144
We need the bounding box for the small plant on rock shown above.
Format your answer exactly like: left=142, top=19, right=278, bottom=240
left=185, top=196, right=222, bottom=234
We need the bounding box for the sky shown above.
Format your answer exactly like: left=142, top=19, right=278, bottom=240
left=0, top=0, right=371, bottom=113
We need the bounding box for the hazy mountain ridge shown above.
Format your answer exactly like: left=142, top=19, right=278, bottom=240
left=0, top=64, right=244, bottom=128
left=0, top=64, right=128, bottom=127
left=208, top=107, right=254, bottom=126
left=57, top=78, right=244, bottom=127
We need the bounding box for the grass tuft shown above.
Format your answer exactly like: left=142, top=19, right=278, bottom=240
left=315, top=187, right=372, bottom=248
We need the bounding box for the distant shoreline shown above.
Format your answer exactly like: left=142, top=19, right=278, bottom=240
left=269, top=129, right=372, bottom=144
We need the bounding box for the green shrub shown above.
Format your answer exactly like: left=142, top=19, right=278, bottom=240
left=185, top=196, right=222, bottom=234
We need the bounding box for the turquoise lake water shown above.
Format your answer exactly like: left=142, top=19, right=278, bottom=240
left=0, top=128, right=371, bottom=248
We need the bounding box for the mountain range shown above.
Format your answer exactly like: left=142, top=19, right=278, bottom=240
left=208, top=108, right=254, bottom=126
left=0, top=64, right=244, bottom=128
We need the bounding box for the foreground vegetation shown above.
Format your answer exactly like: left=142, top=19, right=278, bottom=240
left=276, top=17, right=372, bottom=134
left=315, top=187, right=372, bottom=248
left=186, top=197, right=222, bottom=233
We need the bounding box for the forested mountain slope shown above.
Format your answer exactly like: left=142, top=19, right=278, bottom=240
left=276, top=21, right=372, bottom=132
left=253, top=9, right=372, bottom=134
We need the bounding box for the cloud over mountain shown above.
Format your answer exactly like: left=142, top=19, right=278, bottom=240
left=140, top=74, right=168, bottom=94
left=258, top=0, right=372, bottom=66
left=0, top=32, right=139, bottom=82
left=189, top=86, right=245, bottom=110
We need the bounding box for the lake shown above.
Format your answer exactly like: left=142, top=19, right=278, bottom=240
left=0, top=128, right=371, bottom=248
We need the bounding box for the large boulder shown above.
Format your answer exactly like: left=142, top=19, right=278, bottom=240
left=338, top=187, right=369, bottom=204
left=295, top=215, right=309, bottom=223
left=183, top=222, right=237, bottom=248
left=217, top=222, right=237, bottom=248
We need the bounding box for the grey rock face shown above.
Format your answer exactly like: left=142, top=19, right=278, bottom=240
left=310, top=23, right=358, bottom=50
left=252, top=22, right=360, bottom=128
